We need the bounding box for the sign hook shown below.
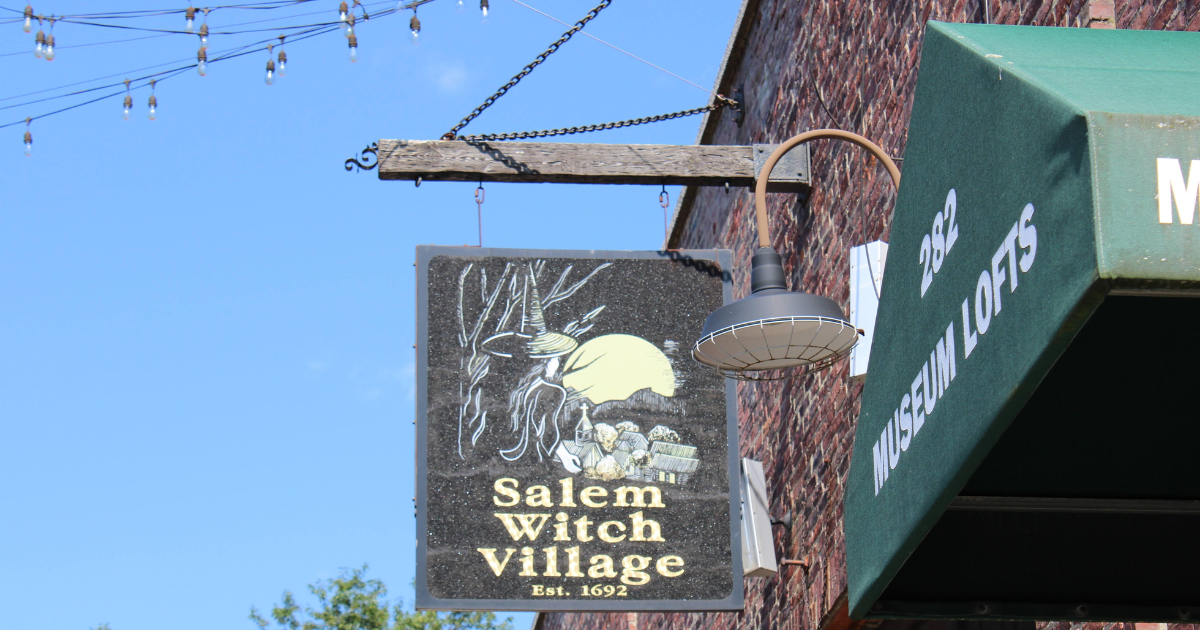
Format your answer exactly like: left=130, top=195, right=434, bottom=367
left=475, top=182, right=485, bottom=247
left=660, top=184, right=670, bottom=241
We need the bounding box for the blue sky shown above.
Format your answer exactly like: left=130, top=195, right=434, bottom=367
left=0, top=1, right=741, bottom=629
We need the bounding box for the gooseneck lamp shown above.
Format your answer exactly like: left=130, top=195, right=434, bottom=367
left=692, top=129, right=902, bottom=380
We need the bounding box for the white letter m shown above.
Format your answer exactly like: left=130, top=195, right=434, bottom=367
left=1157, top=158, right=1200, bottom=224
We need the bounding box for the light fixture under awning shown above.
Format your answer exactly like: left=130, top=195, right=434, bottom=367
left=845, top=21, right=1200, bottom=622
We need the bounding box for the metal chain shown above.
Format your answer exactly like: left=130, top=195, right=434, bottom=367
left=453, top=98, right=736, bottom=141
left=441, top=0, right=614, bottom=140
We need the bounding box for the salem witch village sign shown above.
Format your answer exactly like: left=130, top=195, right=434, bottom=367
left=415, top=247, right=742, bottom=612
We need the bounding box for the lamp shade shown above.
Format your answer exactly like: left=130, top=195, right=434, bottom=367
left=693, top=247, right=859, bottom=377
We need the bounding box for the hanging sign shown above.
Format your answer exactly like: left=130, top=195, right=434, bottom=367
left=415, top=246, right=742, bottom=612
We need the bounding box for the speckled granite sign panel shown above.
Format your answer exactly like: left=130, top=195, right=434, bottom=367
left=415, top=247, right=741, bottom=612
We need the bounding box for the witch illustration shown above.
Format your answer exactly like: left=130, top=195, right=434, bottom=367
left=482, top=266, right=581, bottom=464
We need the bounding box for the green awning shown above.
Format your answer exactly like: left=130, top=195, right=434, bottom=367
left=846, top=22, right=1200, bottom=621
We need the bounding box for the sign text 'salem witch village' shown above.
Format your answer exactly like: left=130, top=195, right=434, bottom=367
left=416, top=248, right=740, bottom=611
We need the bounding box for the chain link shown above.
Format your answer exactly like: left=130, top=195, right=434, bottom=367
left=452, top=97, right=737, bottom=142
left=441, top=0, right=614, bottom=140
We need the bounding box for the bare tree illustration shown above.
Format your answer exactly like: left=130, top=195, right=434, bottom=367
left=456, top=262, right=516, bottom=458
left=455, top=260, right=612, bottom=461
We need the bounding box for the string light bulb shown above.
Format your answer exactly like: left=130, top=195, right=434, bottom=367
left=197, top=46, right=208, bottom=76
left=457, top=0, right=464, bottom=12
left=338, top=1, right=348, bottom=21
left=277, top=36, right=287, bottom=77
left=23, top=119, right=32, bottom=157
left=410, top=10, right=420, bottom=44
left=344, top=13, right=355, bottom=38
left=185, top=6, right=195, bottom=33
left=199, top=22, right=209, bottom=48
left=23, top=4, right=33, bottom=33
left=44, top=32, right=55, bottom=61
left=148, top=80, right=158, bottom=120
left=480, top=0, right=488, bottom=18
left=122, top=79, right=132, bottom=119
left=34, top=26, right=44, bottom=58
left=265, top=44, right=275, bottom=85
left=348, top=32, right=358, bottom=62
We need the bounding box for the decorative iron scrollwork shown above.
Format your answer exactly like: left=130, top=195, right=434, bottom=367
left=344, top=142, right=379, bottom=172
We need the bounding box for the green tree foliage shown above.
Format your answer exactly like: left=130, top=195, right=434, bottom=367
left=249, top=565, right=512, bottom=630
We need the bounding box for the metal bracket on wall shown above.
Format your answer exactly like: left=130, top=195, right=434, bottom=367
left=741, top=458, right=780, bottom=578
left=754, top=143, right=811, bottom=191
left=781, top=555, right=810, bottom=569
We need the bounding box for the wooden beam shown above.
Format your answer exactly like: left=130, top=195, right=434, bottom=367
left=375, top=140, right=809, bottom=191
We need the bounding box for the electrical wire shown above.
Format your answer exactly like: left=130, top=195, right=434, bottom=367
left=0, top=0, right=406, bottom=108
left=0, top=28, right=315, bottom=112
left=1, top=45, right=217, bottom=102
left=8, top=67, right=192, bottom=132
left=52, top=14, right=359, bottom=36
left=0, top=0, right=397, bottom=59
left=0, top=0, right=456, bottom=133
left=1, top=21, right=338, bottom=110
left=0, top=1, right=392, bottom=39
left=443, top=0, right=614, bottom=139
left=811, top=78, right=847, bottom=131
left=0, top=1, right=319, bottom=20
left=0, top=16, right=367, bottom=129
left=444, top=0, right=739, bottom=141
left=508, top=0, right=715, bottom=97
left=1, top=0, right=417, bottom=21
left=0, top=33, right=171, bottom=59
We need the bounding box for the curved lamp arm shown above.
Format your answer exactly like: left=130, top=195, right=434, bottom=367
left=754, top=129, right=902, bottom=248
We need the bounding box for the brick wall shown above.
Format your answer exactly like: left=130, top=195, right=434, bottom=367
left=541, top=2, right=1199, bottom=629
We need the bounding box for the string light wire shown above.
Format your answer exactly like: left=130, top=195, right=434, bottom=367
left=0, top=1, right=324, bottom=21
left=0, top=1, right=403, bottom=100
left=0, top=0, right=662, bottom=142
left=0, top=0, right=409, bottom=58
left=0, top=0, right=420, bottom=23
left=0, top=32, right=171, bottom=59
left=0, top=22, right=341, bottom=113
left=0, top=19, right=358, bottom=129
left=1, top=46, right=224, bottom=102
left=0, top=0, right=420, bottom=117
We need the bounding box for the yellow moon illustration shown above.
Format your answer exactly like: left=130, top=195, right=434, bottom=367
left=562, top=334, right=676, bottom=404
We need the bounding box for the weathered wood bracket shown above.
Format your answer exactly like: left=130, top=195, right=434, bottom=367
left=375, top=140, right=810, bottom=192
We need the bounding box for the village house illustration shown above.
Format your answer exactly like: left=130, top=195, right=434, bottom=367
left=560, top=404, right=699, bottom=485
